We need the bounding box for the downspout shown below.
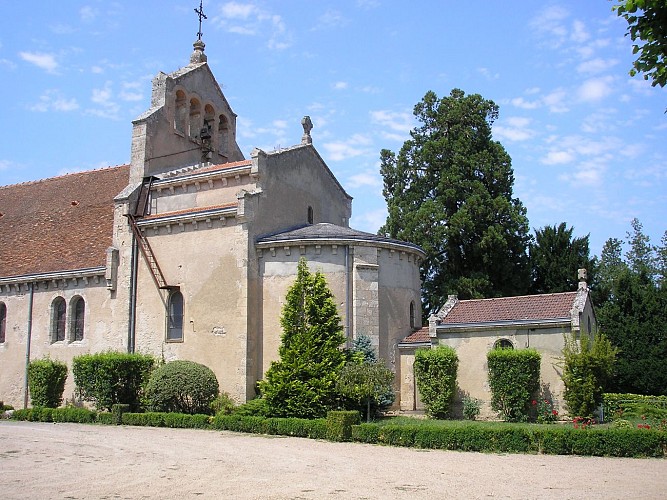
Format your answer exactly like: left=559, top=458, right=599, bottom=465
left=345, top=245, right=351, bottom=348
left=127, top=234, right=138, bottom=353
left=23, top=282, right=34, bottom=409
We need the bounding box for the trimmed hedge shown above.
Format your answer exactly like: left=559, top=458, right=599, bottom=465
left=326, top=410, right=361, bottom=442
left=212, top=414, right=328, bottom=439
left=487, top=348, right=541, bottom=422
left=73, top=352, right=155, bottom=411
left=28, top=358, right=68, bottom=408
left=603, top=393, right=667, bottom=421
left=413, top=346, right=458, bottom=419
left=121, top=412, right=211, bottom=429
left=349, top=421, right=667, bottom=458
left=12, top=407, right=96, bottom=423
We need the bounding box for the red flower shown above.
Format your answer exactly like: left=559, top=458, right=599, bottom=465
left=552, top=410, right=558, bottom=416
left=532, top=400, right=537, bottom=406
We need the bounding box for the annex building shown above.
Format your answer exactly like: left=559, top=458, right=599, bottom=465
left=0, top=39, right=424, bottom=408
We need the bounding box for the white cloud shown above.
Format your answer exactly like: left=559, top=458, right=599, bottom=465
left=543, top=89, right=570, bottom=113
left=570, top=20, right=589, bottom=43
left=577, top=58, right=618, bottom=75
left=19, top=52, right=58, bottom=73
left=0, top=159, right=11, bottom=171
left=322, top=134, right=373, bottom=162
left=369, top=110, right=414, bottom=133
left=313, top=9, right=348, bottom=30
left=542, top=150, right=575, bottom=165
left=332, top=81, right=348, bottom=90
left=530, top=6, right=569, bottom=46
left=578, top=76, right=614, bottom=102
left=494, top=117, right=535, bottom=142
left=80, top=6, right=98, bottom=23
left=215, top=2, right=291, bottom=50
left=346, top=171, right=381, bottom=189
left=29, top=90, right=79, bottom=112
left=87, top=81, right=120, bottom=119
left=511, top=97, right=540, bottom=110
left=477, top=67, right=500, bottom=80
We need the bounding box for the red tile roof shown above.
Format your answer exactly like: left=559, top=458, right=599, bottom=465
left=442, top=292, right=578, bottom=324
left=401, top=327, right=431, bottom=344
left=141, top=202, right=238, bottom=221
left=170, top=159, right=252, bottom=178
left=0, top=166, right=129, bottom=278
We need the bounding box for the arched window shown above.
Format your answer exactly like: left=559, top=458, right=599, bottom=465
left=51, top=297, right=66, bottom=343
left=167, top=290, right=184, bottom=342
left=189, top=98, right=201, bottom=139
left=494, top=338, right=514, bottom=350
left=175, top=90, right=187, bottom=134
left=70, top=296, right=85, bottom=342
left=218, top=114, right=229, bottom=155
left=0, top=302, right=6, bottom=343
left=409, top=301, right=416, bottom=329
left=307, top=206, right=314, bottom=224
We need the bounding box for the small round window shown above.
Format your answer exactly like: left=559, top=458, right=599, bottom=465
left=494, top=338, right=514, bottom=350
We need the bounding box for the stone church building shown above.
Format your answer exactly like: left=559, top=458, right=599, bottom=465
left=0, top=40, right=424, bottom=408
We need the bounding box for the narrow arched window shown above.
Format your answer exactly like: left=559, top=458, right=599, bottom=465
left=307, top=206, right=314, bottom=224
left=0, top=302, right=6, bottom=343
left=175, top=90, right=187, bottom=134
left=167, top=290, right=184, bottom=342
left=189, top=98, right=201, bottom=139
left=70, top=296, right=85, bottom=342
left=51, top=297, right=66, bottom=343
left=218, top=114, right=229, bottom=155
left=409, top=301, right=416, bottom=329
left=494, top=338, right=514, bottom=350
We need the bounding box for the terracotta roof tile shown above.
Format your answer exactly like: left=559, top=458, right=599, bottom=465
left=141, top=202, right=238, bottom=221
left=442, top=292, right=577, bottom=324
left=401, top=327, right=431, bottom=344
left=0, top=166, right=129, bottom=278
left=169, top=159, right=252, bottom=178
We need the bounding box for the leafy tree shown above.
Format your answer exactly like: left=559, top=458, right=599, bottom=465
left=562, top=332, right=617, bottom=418
left=413, top=346, right=458, bottom=419
left=614, top=0, right=667, bottom=88
left=380, top=89, right=531, bottom=316
left=595, top=220, right=667, bottom=395
left=337, top=361, right=394, bottom=423
left=529, top=223, right=595, bottom=294
left=260, top=258, right=347, bottom=418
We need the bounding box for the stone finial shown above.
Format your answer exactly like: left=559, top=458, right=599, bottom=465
left=190, top=39, right=207, bottom=64
left=578, top=268, right=588, bottom=290
left=301, top=116, right=313, bottom=145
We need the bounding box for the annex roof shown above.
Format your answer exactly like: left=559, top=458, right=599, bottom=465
left=441, top=292, right=578, bottom=325
left=0, top=165, right=129, bottom=279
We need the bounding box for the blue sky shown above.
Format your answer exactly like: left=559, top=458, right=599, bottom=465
left=1, top=1, right=665, bottom=257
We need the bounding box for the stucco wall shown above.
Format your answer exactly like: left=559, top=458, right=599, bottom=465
left=0, top=280, right=123, bottom=408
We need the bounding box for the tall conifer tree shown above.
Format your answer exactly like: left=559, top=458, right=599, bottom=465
left=261, top=259, right=347, bottom=418
left=380, top=89, right=531, bottom=316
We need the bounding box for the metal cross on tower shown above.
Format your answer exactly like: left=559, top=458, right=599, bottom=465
left=194, top=0, right=207, bottom=41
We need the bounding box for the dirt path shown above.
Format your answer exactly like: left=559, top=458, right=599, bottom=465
left=0, top=421, right=665, bottom=499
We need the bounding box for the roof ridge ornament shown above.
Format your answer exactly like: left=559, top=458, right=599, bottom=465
left=190, top=1, right=208, bottom=64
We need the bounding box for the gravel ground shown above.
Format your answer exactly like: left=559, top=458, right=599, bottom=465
left=0, top=421, right=665, bottom=499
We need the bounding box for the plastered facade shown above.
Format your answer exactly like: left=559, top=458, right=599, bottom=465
left=0, top=41, right=424, bottom=408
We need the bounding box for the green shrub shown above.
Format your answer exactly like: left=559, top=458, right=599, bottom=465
left=462, top=396, right=481, bottom=421
left=96, top=412, right=115, bottom=425
left=122, top=412, right=165, bottom=427
left=73, top=352, right=155, bottom=411
left=413, top=346, right=458, bottom=419
left=51, top=407, right=96, bottom=423
left=144, top=360, right=219, bottom=415
left=111, top=404, right=131, bottom=425
left=562, top=333, right=616, bottom=418
left=326, top=410, right=361, bottom=441
left=28, top=358, right=68, bottom=408
left=351, top=423, right=380, bottom=443
left=233, top=397, right=271, bottom=417
left=487, top=348, right=540, bottom=422
left=210, top=392, right=236, bottom=415
left=604, top=393, right=667, bottom=421
left=211, top=414, right=328, bottom=439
